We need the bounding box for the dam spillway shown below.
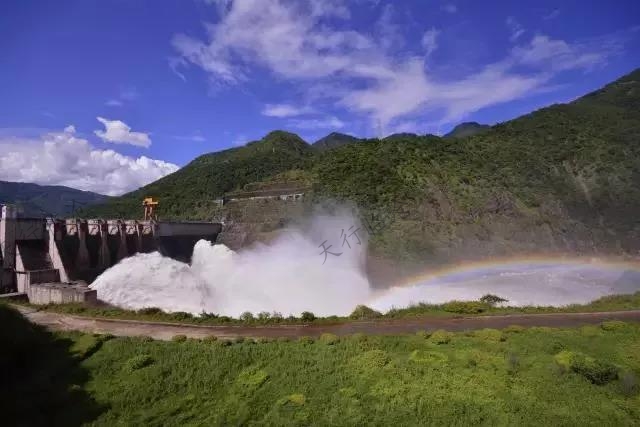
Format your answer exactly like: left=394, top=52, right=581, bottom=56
left=0, top=205, right=222, bottom=302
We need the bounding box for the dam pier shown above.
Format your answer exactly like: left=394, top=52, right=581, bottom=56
left=0, top=205, right=221, bottom=304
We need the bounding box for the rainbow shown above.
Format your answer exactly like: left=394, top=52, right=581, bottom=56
left=387, top=254, right=640, bottom=291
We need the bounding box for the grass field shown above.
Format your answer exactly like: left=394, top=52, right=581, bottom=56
left=14, top=291, right=640, bottom=327
left=2, top=305, right=639, bottom=426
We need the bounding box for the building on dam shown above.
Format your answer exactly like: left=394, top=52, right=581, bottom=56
left=0, top=204, right=222, bottom=304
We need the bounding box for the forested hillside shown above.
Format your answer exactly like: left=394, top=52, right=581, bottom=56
left=0, top=181, right=108, bottom=217
left=84, top=69, right=640, bottom=262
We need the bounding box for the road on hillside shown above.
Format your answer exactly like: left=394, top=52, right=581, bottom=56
left=13, top=305, right=640, bottom=341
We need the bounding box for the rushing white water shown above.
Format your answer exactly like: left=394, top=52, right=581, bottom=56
left=90, top=213, right=640, bottom=317
left=91, top=213, right=372, bottom=317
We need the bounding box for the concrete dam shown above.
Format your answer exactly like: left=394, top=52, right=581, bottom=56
left=0, top=205, right=222, bottom=304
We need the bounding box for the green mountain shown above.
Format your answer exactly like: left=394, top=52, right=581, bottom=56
left=84, top=130, right=314, bottom=219
left=444, top=122, right=491, bottom=138
left=312, top=132, right=361, bottom=151
left=85, top=68, right=640, bottom=264
left=0, top=181, right=108, bottom=217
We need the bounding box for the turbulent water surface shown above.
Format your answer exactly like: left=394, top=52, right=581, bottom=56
left=90, top=214, right=640, bottom=317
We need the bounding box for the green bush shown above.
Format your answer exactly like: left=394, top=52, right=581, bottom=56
left=504, top=325, right=525, bottom=333
left=600, top=320, right=628, bottom=331
left=137, top=307, right=163, bottom=315
left=298, top=336, right=314, bottom=345
left=124, top=354, right=154, bottom=372
left=171, top=311, right=193, bottom=321
left=442, top=301, right=489, bottom=314
left=352, top=350, right=390, bottom=370
left=202, top=335, right=218, bottom=343
left=479, top=294, right=508, bottom=305
left=319, top=333, right=339, bottom=345
left=300, top=311, right=316, bottom=322
left=416, top=330, right=431, bottom=339
left=257, top=311, right=271, bottom=321
left=240, top=312, right=254, bottom=322
left=171, top=335, right=187, bottom=343
left=554, top=350, right=618, bottom=385
left=349, top=305, right=382, bottom=320
left=236, top=366, right=269, bottom=390
left=474, top=328, right=506, bottom=342
left=278, top=393, right=306, bottom=406
left=506, top=352, right=520, bottom=375
left=430, top=330, right=452, bottom=344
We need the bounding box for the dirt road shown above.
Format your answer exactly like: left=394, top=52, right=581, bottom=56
left=13, top=305, right=640, bottom=341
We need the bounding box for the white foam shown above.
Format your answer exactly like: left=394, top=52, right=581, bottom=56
left=90, top=214, right=640, bottom=317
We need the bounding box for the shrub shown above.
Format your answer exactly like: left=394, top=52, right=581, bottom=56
left=255, top=337, right=273, bottom=344
left=124, top=354, right=154, bottom=372
left=353, top=350, right=390, bottom=370
left=171, top=334, right=187, bottom=343
left=257, top=311, right=271, bottom=321
left=300, top=311, right=316, bottom=322
left=504, top=325, right=525, bottom=333
left=240, top=312, right=255, bottom=322
left=442, top=301, right=488, bottom=314
left=202, top=335, right=218, bottom=343
left=319, top=333, right=339, bottom=345
left=234, top=337, right=246, bottom=344
left=430, top=330, right=452, bottom=344
left=271, top=312, right=284, bottom=321
left=236, top=366, right=269, bottom=390
left=350, top=332, right=367, bottom=342
left=349, top=305, right=382, bottom=320
left=278, top=394, right=306, bottom=406
left=277, top=336, right=291, bottom=343
left=217, top=339, right=232, bottom=347
left=138, top=336, right=154, bottom=343
left=620, top=372, right=639, bottom=397
left=474, top=328, right=506, bottom=342
left=171, top=311, right=193, bottom=321
left=572, top=356, right=618, bottom=385
left=298, top=336, right=314, bottom=345
left=137, top=307, right=163, bottom=315
left=199, top=312, right=219, bottom=320
left=416, top=330, right=431, bottom=339
left=600, top=320, right=628, bottom=331
left=479, top=294, right=508, bottom=305
left=554, top=350, right=618, bottom=385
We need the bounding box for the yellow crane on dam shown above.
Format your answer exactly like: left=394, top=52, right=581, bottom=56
left=142, top=197, right=158, bottom=221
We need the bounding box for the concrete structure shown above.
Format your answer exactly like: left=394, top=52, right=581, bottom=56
left=223, top=188, right=307, bottom=204
left=0, top=205, right=222, bottom=302
left=28, top=282, right=97, bottom=305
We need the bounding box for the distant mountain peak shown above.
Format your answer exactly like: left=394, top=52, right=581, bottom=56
left=444, top=122, right=491, bottom=139
left=312, top=132, right=360, bottom=151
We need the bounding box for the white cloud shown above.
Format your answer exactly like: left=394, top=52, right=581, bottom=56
left=421, top=28, right=440, bottom=57
left=173, top=133, right=206, bottom=142
left=441, top=4, right=457, bottom=14
left=544, top=9, right=560, bottom=20
left=0, top=126, right=178, bottom=196
left=172, top=0, right=622, bottom=131
left=506, top=17, right=525, bottom=42
left=262, top=104, right=314, bottom=117
left=105, top=99, right=123, bottom=107
left=94, top=117, right=152, bottom=148
left=288, top=116, right=344, bottom=129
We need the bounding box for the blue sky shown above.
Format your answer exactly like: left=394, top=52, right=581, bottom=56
left=0, top=0, right=638, bottom=195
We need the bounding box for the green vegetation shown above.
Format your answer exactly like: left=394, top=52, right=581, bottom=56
left=82, top=69, right=640, bottom=263
left=0, top=180, right=108, bottom=217
left=15, top=290, right=640, bottom=326
left=4, top=304, right=639, bottom=425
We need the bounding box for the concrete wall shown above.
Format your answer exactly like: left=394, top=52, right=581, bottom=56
left=28, top=283, right=97, bottom=305
left=1, top=205, right=222, bottom=293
